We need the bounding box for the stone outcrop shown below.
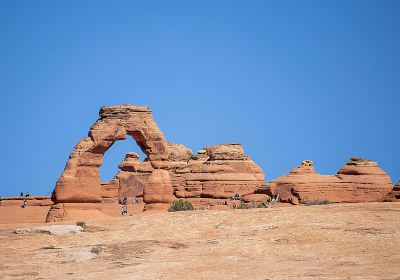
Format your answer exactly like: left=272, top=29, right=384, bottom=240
left=46, top=105, right=171, bottom=222
left=101, top=152, right=153, bottom=204
left=384, top=180, right=400, bottom=202
left=170, top=144, right=265, bottom=206
left=266, top=158, right=393, bottom=204
left=100, top=143, right=265, bottom=210
left=47, top=105, right=265, bottom=221
left=47, top=104, right=395, bottom=222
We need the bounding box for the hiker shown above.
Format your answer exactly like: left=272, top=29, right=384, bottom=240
left=122, top=197, right=127, bottom=205
left=22, top=198, right=27, bottom=208
left=20, top=192, right=23, bottom=198
left=132, top=197, right=138, bottom=204
left=0, top=197, right=2, bottom=207
left=25, top=192, right=30, bottom=198
left=121, top=205, right=128, bottom=215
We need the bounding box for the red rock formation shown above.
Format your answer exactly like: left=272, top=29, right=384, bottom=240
left=46, top=105, right=170, bottom=222
left=170, top=144, right=265, bottom=207
left=143, top=169, right=175, bottom=204
left=267, top=158, right=392, bottom=204
left=384, top=179, right=400, bottom=202
left=101, top=152, right=153, bottom=204
left=47, top=105, right=265, bottom=221
left=100, top=143, right=265, bottom=210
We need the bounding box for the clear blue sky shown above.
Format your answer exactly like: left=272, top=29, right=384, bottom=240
left=0, top=1, right=399, bottom=196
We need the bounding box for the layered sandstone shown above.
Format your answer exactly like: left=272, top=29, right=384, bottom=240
left=171, top=144, right=265, bottom=206
left=47, top=105, right=170, bottom=222
left=266, top=158, right=392, bottom=204
left=101, top=152, right=153, bottom=204
left=47, top=104, right=394, bottom=222
left=384, top=179, right=400, bottom=202
left=101, top=143, right=265, bottom=210
left=48, top=105, right=265, bottom=221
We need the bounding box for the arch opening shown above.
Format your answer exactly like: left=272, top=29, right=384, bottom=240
left=100, top=137, right=148, bottom=182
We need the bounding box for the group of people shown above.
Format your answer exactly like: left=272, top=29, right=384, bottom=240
left=120, top=196, right=140, bottom=215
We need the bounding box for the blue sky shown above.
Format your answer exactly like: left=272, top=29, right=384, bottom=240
left=0, top=1, right=399, bottom=196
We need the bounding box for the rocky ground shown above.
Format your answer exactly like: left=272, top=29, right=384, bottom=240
left=0, top=202, right=399, bottom=280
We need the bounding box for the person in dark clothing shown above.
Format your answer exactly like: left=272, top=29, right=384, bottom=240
left=21, top=198, right=27, bottom=208
left=20, top=192, right=23, bottom=198
left=121, top=205, right=128, bottom=215
left=122, top=197, right=127, bottom=205
left=25, top=192, right=30, bottom=198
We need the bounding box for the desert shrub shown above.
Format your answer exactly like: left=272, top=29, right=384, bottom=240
left=304, top=199, right=330, bottom=206
left=76, top=221, right=86, bottom=229
left=168, top=200, right=194, bottom=212
left=237, top=201, right=269, bottom=209
left=256, top=202, right=268, bottom=208
left=237, top=202, right=251, bottom=209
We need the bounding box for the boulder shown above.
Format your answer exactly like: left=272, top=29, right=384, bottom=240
left=143, top=169, right=175, bottom=204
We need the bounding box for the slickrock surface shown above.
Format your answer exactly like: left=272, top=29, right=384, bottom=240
left=0, top=206, right=50, bottom=224
left=0, top=196, right=52, bottom=207
left=1, top=203, right=399, bottom=279
left=267, top=158, right=392, bottom=204
left=13, top=225, right=84, bottom=235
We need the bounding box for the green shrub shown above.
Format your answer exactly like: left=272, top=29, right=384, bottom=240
left=237, top=202, right=251, bottom=209
left=168, top=200, right=194, bottom=212
left=236, top=201, right=269, bottom=209
left=304, top=199, right=330, bottom=206
left=256, top=202, right=268, bottom=208
left=76, top=221, right=86, bottom=229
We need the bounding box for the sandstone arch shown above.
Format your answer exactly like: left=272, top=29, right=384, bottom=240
left=46, top=105, right=171, bottom=221
left=46, top=104, right=267, bottom=221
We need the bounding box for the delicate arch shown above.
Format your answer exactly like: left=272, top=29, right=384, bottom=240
left=52, top=105, right=168, bottom=204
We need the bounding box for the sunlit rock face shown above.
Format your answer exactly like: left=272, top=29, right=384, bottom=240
left=46, top=105, right=265, bottom=221
left=384, top=179, right=400, bottom=202
left=46, top=104, right=394, bottom=222
left=266, top=158, right=393, bottom=204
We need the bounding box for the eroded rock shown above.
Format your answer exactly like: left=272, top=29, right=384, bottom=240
left=267, top=158, right=393, bottom=204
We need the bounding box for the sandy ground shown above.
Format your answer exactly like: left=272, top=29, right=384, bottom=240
left=0, top=202, right=399, bottom=280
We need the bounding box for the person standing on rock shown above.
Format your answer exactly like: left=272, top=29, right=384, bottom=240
left=20, top=192, right=23, bottom=198
left=25, top=192, right=30, bottom=198
left=121, top=205, right=128, bottom=215
left=22, top=197, right=27, bottom=208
